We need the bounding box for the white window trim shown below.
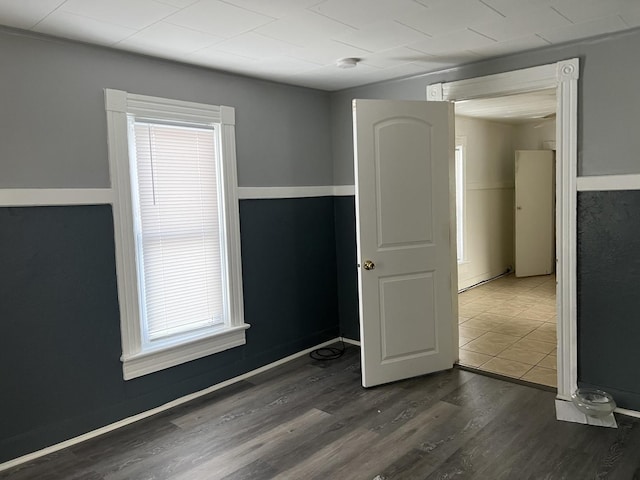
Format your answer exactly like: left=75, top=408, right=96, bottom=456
left=105, top=89, right=249, bottom=380
left=454, top=136, right=467, bottom=264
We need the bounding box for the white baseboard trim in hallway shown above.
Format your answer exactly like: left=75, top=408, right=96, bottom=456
left=0, top=337, right=343, bottom=473
left=340, top=337, right=361, bottom=346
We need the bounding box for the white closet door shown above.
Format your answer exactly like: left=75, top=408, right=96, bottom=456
left=515, top=150, right=555, bottom=277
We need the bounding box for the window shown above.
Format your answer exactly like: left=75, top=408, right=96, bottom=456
left=454, top=140, right=466, bottom=263
left=105, top=90, right=248, bottom=380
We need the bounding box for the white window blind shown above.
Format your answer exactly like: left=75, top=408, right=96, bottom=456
left=131, top=121, right=225, bottom=342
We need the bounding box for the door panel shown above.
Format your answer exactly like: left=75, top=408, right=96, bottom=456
left=376, top=119, right=433, bottom=247
left=515, top=150, right=555, bottom=277
left=353, top=99, right=454, bottom=387
left=380, top=272, right=436, bottom=361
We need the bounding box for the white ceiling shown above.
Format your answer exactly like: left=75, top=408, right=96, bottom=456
left=455, top=89, right=557, bottom=124
left=1, top=0, right=639, bottom=91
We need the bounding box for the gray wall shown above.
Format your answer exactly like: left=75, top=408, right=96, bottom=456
left=0, top=28, right=339, bottom=463
left=0, top=27, right=332, bottom=188
left=330, top=26, right=640, bottom=184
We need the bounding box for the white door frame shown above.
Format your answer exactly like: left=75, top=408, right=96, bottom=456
left=427, top=58, right=579, bottom=401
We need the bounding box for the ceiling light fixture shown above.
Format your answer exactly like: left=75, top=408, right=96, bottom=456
left=336, top=57, right=359, bottom=69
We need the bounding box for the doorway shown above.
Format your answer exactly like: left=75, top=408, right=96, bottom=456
left=427, top=58, right=579, bottom=400
left=353, top=60, right=578, bottom=396
left=451, top=91, right=558, bottom=387
left=459, top=274, right=557, bottom=386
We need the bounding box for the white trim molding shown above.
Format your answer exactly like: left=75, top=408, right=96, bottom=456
left=122, top=324, right=251, bottom=380
left=0, top=185, right=359, bottom=206
left=0, top=188, right=113, bottom=206
left=333, top=185, right=356, bottom=196
left=555, top=58, right=579, bottom=402
left=428, top=58, right=580, bottom=401
left=238, top=185, right=355, bottom=199
left=0, top=337, right=344, bottom=473
left=577, top=174, right=640, bottom=191
left=615, top=406, right=640, bottom=419
left=427, top=62, right=560, bottom=101
left=340, top=337, right=361, bottom=347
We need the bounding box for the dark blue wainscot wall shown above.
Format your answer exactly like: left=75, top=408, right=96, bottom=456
left=333, top=195, right=360, bottom=341
left=577, top=190, right=640, bottom=410
left=239, top=197, right=339, bottom=355
left=0, top=199, right=339, bottom=463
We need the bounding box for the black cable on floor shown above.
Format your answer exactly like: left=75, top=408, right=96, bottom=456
left=309, top=339, right=346, bottom=361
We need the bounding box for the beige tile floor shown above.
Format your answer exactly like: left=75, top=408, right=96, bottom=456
left=457, top=273, right=557, bottom=388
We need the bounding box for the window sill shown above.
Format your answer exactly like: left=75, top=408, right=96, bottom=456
left=122, top=323, right=250, bottom=380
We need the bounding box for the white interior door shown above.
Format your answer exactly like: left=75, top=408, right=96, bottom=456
left=515, top=150, right=555, bottom=278
left=353, top=99, right=455, bottom=388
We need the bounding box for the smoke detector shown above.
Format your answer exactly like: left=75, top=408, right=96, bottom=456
left=336, top=57, right=360, bottom=69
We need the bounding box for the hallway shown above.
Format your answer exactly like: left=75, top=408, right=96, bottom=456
left=458, top=274, right=557, bottom=387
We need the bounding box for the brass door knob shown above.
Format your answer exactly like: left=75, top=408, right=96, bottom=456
left=363, top=260, right=376, bottom=271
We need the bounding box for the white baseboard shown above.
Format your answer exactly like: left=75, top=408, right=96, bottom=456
left=340, top=337, right=361, bottom=346
left=614, top=406, right=640, bottom=419
left=0, top=337, right=343, bottom=473
left=459, top=268, right=512, bottom=292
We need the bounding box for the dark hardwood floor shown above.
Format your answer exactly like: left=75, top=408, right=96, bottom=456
left=3, top=344, right=640, bottom=479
